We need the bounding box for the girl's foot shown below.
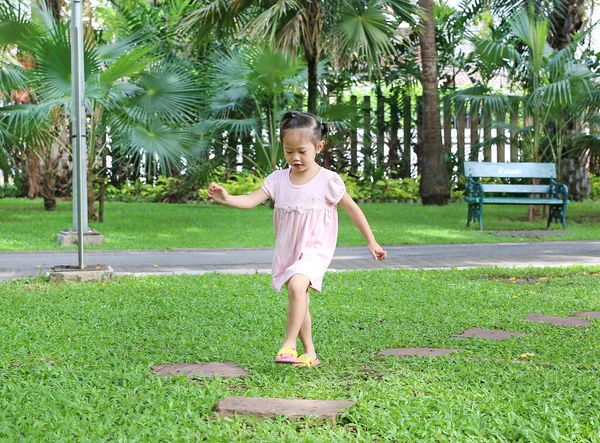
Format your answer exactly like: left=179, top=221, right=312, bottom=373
left=293, top=353, right=320, bottom=368
left=274, top=347, right=298, bottom=364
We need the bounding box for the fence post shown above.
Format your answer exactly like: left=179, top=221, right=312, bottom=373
left=402, top=95, right=412, bottom=178
left=376, top=86, right=385, bottom=169
left=496, top=110, right=506, bottom=162
left=510, top=103, right=519, bottom=162
left=483, top=107, right=492, bottom=162
left=362, top=95, right=373, bottom=178
left=443, top=95, right=452, bottom=155
left=227, top=132, right=237, bottom=171
left=469, top=103, right=480, bottom=161
left=415, top=95, right=423, bottom=175
left=350, top=95, right=358, bottom=174
left=389, top=89, right=400, bottom=178
left=242, top=132, right=253, bottom=170
left=457, top=105, right=466, bottom=171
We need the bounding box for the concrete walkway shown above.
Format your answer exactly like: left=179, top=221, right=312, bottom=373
left=1, top=241, right=599, bottom=281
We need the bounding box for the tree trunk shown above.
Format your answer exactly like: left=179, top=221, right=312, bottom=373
left=45, top=0, right=64, bottom=21
left=549, top=0, right=583, bottom=50
left=301, top=0, right=323, bottom=114
left=418, top=0, right=450, bottom=205
left=27, top=151, right=40, bottom=199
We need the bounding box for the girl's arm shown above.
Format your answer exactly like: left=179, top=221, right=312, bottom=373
left=208, top=183, right=269, bottom=209
left=338, top=192, right=387, bottom=260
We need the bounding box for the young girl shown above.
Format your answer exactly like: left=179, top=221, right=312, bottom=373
left=208, top=111, right=386, bottom=368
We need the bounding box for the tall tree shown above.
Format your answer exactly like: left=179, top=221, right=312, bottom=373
left=184, top=0, right=418, bottom=114
left=418, top=0, right=450, bottom=205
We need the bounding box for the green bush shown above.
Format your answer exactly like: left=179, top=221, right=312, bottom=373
left=0, top=184, right=19, bottom=198
left=590, top=173, right=600, bottom=200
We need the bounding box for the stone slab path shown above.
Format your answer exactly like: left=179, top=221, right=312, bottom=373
left=213, top=397, right=354, bottom=422
left=572, top=311, right=600, bottom=319
left=452, top=328, right=524, bottom=340
left=526, top=314, right=591, bottom=327
left=378, top=348, right=459, bottom=357
left=151, top=362, right=248, bottom=379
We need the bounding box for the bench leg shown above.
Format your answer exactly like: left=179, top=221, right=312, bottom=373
left=467, top=203, right=483, bottom=230
left=547, top=205, right=567, bottom=229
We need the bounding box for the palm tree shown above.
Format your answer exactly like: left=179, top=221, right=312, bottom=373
left=417, top=0, right=450, bottom=205
left=200, top=46, right=305, bottom=175
left=454, top=8, right=600, bottom=173
left=0, top=0, right=204, bottom=217
left=184, top=0, right=419, bottom=114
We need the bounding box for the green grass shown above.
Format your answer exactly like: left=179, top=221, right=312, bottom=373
left=1, top=267, right=600, bottom=441
left=1, top=198, right=599, bottom=251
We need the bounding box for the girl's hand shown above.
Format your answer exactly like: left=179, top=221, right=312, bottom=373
left=368, top=242, right=387, bottom=261
left=208, top=182, right=229, bottom=205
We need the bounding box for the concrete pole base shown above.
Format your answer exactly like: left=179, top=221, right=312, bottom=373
left=56, top=230, right=105, bottom=246
left=50, top=264, right=114, bottom=283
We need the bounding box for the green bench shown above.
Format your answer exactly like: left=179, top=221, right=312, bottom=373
left=464, top=161, right=569, bottom=230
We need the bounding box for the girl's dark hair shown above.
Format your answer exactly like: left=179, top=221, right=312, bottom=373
left=279, top=111, right=328, bottom=145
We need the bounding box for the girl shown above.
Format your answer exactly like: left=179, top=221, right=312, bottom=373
left=208, top=111, right=386, bottom=368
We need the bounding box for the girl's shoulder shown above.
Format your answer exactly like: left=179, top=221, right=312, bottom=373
left=319, top=167, right=341, bottom=179
left=319, top=168, right=344, bottom=184
left=264, top=168, right=289, bottom=183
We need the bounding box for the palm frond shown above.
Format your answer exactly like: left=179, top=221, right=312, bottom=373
left=0, top=67, right=28, bottom=93
left=332, top=1, right=397, bottom=67
left=246, top=0, right=302, bottom=44
left=131, top=64, right=203, bottom=125
left=110, top=118, right=194, bottom=176
left=99, top=44, right=155, bottom=85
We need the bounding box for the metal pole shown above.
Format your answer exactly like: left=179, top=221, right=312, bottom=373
left=71, top=0, right=87, bottom=268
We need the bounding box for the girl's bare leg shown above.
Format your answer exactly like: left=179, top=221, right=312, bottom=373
left=298, top=294, right=316, bottom=356
left=280, top=274, right=311, bottom=358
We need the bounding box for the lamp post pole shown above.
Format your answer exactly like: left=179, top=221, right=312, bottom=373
left=70, top=0, right=88, bottom=268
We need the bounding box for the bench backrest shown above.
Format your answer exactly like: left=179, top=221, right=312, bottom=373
left=464, top=162, right=557, bottom=179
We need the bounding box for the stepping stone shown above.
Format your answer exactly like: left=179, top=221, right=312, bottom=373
left=526, top=314, right=590, bottom=327
left=452, top=328, right=523, bottom=340
left=572, top=311, right=600, bottom=319
left=151, top=362, right=248, bottom=379
left=377, top=348, right=459, bottom=357
left=213, top=397, right=354, bottom=422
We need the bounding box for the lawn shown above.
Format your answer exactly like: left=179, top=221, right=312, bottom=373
left=1, top=267, right=600, bottom=441
left=1, top=198, right=599, bottom=251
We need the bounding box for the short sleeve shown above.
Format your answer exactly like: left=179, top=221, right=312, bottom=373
left=261, top=171, right=278, bottom=201
left=324, top=173, right=346, bottom=205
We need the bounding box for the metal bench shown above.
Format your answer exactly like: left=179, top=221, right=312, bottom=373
left=464, top=161, right=569, bottom=230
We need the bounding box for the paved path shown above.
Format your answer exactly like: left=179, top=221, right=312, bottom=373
left=1, top=241, right=599, bottom=280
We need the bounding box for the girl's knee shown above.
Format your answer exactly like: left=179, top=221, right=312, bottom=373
left=286, top=274, right=310, bottom=296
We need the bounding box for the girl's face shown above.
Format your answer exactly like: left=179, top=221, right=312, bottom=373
left=282, top=129, right=324, bottom=173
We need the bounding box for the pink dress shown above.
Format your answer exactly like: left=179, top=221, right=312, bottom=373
left=261, top=167, right=346, bottom=292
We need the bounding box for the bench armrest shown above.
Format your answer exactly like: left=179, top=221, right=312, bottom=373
left=465, top=177, right=483, bottom=198
left=549, top=179, right=569, bottom=201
